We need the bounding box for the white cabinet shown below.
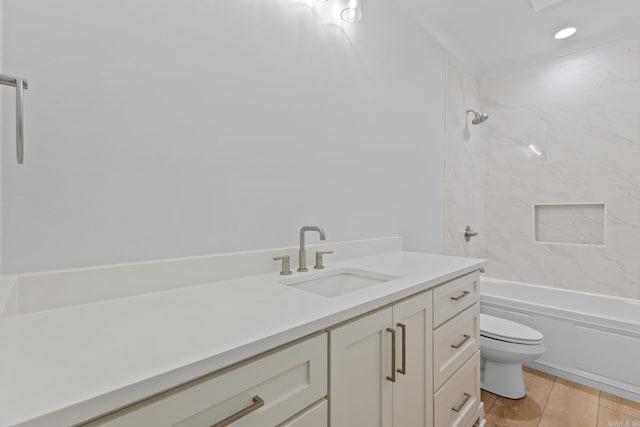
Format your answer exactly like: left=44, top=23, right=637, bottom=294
left=393, top=293, right=434, bottom=427
left=330, top=307, right=393, bottom=427
left=434, top=352, right=481, bottom=427
left=433, top=305, right=480, bottom=390
left=279, top=399, right=327, bottom=427
left=329, top=272, right=483, bottom=427
left=432, top=271, right=482, bottom=427
left=433, top=273, right=479, bottom=328
left=79, top=270, right=483, bottom=427
left=83, top=334, right=327, bottom=427
left=329, top=292, right=433, bottom=427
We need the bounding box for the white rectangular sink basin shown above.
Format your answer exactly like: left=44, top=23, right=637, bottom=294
left=279, top=268, right=398, bottom=297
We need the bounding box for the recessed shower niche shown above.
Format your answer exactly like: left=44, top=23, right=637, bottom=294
left=534, top=203, right=606, bottom=246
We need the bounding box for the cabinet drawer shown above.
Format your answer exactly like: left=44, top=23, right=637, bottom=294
left=85, top=334, right=327, bottom=427
left=433, top=304, right=480, bottom=390
left=433, top=272, right=479, bottom=328
left=467, top=402, right=485, bottom=427
left=279, top=399, right=327, bottom=427
left=434, top=351, right=480, bottom=427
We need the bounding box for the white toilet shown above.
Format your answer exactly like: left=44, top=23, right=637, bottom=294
left=480, top=314, right=545, bottom=399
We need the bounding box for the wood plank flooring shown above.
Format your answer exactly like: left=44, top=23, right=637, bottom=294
left=482, top=367, right=640, bottom=427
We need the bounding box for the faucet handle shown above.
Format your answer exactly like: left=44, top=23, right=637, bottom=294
left=314, top=251, right=333, bottom=270
left=273, top=256, right=292, bottom=276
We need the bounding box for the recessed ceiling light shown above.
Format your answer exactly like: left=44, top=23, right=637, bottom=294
left=554, top=27, right=577, bottom=40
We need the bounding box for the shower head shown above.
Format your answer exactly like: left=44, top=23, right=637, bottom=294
left=466, top=109, right=489, bottom=125
left=472, top=113, right=489, bottom=125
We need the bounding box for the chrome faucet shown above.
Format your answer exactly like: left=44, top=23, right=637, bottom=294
left=298, top=226, right=326, bottom=272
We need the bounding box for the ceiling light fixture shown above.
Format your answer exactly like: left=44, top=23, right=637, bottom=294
left=340, top=0, right=363, bottom=23
left=554, top=27, right=577, bottom=40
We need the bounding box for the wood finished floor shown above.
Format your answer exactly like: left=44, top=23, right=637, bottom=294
left=482, top=367, right=640, bottom=427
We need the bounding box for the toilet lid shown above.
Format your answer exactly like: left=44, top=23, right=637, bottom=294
left=480, top=314, right=544, bottom=345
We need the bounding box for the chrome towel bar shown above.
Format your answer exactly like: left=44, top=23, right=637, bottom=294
left=0, top=73, right=29, bottom=164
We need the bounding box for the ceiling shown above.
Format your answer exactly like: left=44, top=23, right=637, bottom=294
left=400, top=0, right=640, bottom=77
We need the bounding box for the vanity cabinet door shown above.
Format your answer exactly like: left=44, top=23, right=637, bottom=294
left=329, top=291, right=435, bottom=427
left=329, top=307, right=394, bottom=427
left=392, top=292, right=433, bottom=427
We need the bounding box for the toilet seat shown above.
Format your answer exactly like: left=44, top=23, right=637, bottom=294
left=480, top=314, right=543, bottom=345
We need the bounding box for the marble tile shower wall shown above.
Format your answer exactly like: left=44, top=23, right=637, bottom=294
left=446, top=61, right=485, bottom=258
left=446, top=37, right=640, bottom=299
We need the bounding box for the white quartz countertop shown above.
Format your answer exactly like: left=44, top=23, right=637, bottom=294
left=0, top=251, right=484, bottom=427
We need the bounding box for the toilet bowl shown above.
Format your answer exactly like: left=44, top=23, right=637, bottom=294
left=480, top=313, right=545, bottom=399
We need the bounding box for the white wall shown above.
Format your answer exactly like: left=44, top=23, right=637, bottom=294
left=1, top=0, right=448, bottom=273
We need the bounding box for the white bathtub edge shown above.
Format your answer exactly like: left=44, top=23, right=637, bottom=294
left=482, top=276, right=640, bottom=306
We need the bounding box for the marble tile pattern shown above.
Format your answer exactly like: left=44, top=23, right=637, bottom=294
left=446, top=37, right=640, bottom=299
left=446, top=61, right=486, bottom=258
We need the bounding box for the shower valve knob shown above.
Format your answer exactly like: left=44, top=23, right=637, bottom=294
left=464, top=226, right=479, bottom=242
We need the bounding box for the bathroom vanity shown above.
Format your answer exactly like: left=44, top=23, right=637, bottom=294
left=0, top=241, right=485, bottom=427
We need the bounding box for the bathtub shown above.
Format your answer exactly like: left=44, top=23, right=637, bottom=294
left=480, top=277, right=640, bottom=402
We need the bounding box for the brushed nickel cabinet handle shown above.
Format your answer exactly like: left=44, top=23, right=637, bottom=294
left=397, top=323, right=407, bottom=375
left=451, top=334, right=471, bottom=350
left=16, top=77, right=25, bottom=164
left=0, top=74, right=28, bottom=165
left=450, top=291, right=470, bottom=301
left=386, top=328, right=396, bottom=383
left=451, top=393, right=471, bottom=413
left=211, top=395, right=264, bottom=427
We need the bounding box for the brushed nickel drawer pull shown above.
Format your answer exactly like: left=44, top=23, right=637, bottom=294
left=451, top=392, right=471, bottom=413
left=386, top=328, right=396, bottom=383
left=16, top=77, right=25, bottom=164
left=0, top=73, right=28, bottom=164
left=450, top=291, right=470, bottom=301
left=451, top=334, right=471, bottom=350
left=397, top=323, right=407, bottom=375
left=212, top=395, right=264, bottom=427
